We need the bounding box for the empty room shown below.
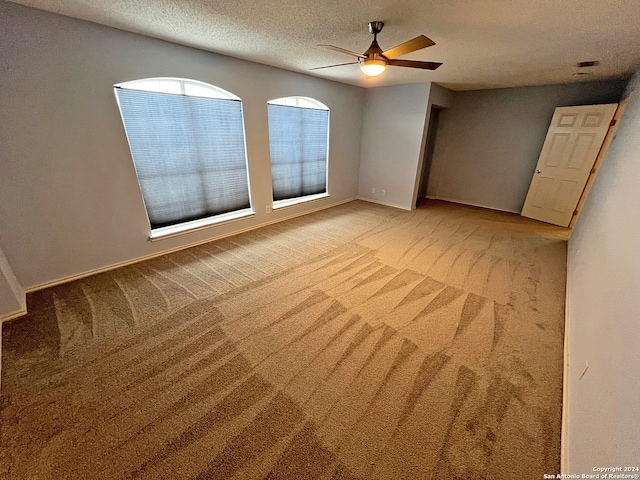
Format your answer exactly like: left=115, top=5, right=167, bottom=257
left=1, top=1, right=639, bottom=478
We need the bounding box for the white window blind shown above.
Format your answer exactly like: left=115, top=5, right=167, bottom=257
left=267, top=100, right=329, bottom=201
left=115, top=85, right=251, bottom=230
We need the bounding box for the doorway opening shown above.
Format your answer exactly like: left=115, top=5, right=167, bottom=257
left=416, top=106, right=441, bottom=207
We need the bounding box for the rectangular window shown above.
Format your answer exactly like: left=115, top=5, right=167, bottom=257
left=115, top=87, right=251, bottom=230
left=267, top=104, right=329, bottom=202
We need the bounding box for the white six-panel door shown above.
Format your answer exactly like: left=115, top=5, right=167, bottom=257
left=521, top=103, right=618, bottom=227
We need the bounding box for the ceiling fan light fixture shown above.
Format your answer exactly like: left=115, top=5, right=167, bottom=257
left=360, top=58, right=387, bottom=76
left=316, top=22, right=440, bottom=76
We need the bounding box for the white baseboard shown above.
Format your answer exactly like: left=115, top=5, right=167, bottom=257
left=425, top=195, right=520, bottom=214
left=0, top=290, right=26, bottom=323
left=356, top=197, right=412, bottom=211
left=0, top=307, right=28, bottom=323
left=25, top=197, right=358, bottom=294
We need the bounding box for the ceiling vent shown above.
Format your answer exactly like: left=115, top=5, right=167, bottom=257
left=577, top=61, right=599, bottom=68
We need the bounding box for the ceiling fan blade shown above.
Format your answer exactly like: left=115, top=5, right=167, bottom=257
left=309, top=61, right=360, bottom=71
left=318, top=44, right=366, bottom=59
left=387, top=59, right=443, bottom=70
left=382, top=35, right=435, bottom=59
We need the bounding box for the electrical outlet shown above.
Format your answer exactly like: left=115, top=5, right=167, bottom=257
left=266, top=206, right=271, bottom=214
left=372, top=187, right=376, bottom=194
left=381, top=189, right=386, bottom=196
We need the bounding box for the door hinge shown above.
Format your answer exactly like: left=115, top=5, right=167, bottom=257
left=610, top=119, right=617, bottom=127
left=573, top=209, right=579, bottom=216
left=590, top=167, right=596, bottom=174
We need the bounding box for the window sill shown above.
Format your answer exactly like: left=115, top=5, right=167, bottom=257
left=273, top=193, right=329, bottom=210
left=149, top=208, right=255, bottom=241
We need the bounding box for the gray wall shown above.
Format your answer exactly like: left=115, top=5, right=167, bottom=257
left=427, top=82, right=455, bottom=109
left=427, top=81, right=626, bottom=212
left=358, top=83, right=432, bottom=210
left=565, top=72, right=640, bottom=470
left=0, top=3, right=365, bottom=290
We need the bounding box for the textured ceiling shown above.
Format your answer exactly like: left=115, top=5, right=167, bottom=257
left=9, top=0, right=640, bottom=90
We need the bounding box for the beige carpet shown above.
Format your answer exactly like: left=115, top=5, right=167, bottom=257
left=0, top=199, right=569, bottom=479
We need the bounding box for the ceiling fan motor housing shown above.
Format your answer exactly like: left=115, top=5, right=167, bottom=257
left=365, top=21, right=385, bottom=60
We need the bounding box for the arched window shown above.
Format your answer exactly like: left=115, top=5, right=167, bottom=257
left=268, top=96, right=328, bottom=110
left=114, top=78, right=251, bottom=237
left=118, top=78, right=238, bottom=100
left=267, top=96, right=329, bottom=206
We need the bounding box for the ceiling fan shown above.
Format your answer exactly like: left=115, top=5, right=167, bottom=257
left=312, top=21, right=442, bottom=77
